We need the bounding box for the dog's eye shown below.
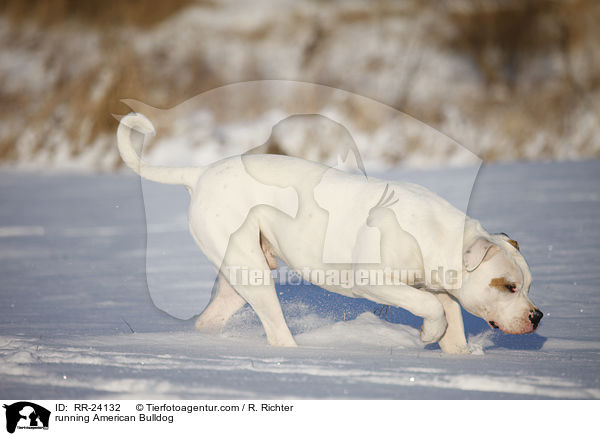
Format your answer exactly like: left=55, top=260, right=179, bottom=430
left=489, top=277, right=518, bottom=293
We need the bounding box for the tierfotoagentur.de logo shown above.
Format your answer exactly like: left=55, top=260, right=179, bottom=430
left=3, top=402, right=50, bottom=434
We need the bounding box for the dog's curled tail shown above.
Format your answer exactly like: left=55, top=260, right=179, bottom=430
left=117, top=112, right=203, bottom=188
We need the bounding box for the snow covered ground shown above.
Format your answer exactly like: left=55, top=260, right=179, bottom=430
left=1, top=160, right=599, bottom=399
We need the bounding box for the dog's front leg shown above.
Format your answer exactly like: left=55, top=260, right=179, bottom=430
left=358, top=284, right=447, bottom=344
left=435, top=293, right=469, bottom=354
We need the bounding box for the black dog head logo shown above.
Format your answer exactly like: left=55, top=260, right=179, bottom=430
left=3, top=402, right=50, bottom=434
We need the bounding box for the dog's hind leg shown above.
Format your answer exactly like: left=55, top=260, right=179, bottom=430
left=195, top=273, right=247, bottom=333
left=223, top=263, right=296, bottom=346
left=220, top=218, right=296, bottom=347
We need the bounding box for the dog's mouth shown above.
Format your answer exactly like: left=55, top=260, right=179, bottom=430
left=488, top=319, right=539, bottom=334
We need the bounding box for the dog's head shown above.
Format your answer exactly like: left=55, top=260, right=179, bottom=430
left=456, top=233, right=542, bottom=334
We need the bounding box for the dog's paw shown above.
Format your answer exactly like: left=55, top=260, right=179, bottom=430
left=438, top=340, right=470, bottom=354
left=420, top=316, right=448, bottom=344
left=438, top=330, right=469, bottom=354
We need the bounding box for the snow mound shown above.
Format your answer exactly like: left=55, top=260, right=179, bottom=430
left=297, top=312, right=421, bottom=349
left=223, top=305, right=422, bottom=350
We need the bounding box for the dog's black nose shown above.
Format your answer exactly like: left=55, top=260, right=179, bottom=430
left=529, top=309, right=543, bottom=329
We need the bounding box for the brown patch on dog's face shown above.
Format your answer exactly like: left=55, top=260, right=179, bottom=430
left=489, top=277, right=517, bottom=293
left=489, top=277, right=509, bottom=287
left=507, top=239, right=520, bottom=251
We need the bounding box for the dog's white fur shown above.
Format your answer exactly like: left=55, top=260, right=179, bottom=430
left=117, top=113, right=541, bottom=354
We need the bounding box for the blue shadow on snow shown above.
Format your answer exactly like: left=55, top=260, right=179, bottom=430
left=276, top=281, right=547, bottom=351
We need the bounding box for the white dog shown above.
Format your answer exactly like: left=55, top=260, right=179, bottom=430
left=117, top=113, right=542, bottom=354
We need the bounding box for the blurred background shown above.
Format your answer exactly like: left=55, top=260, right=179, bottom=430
left=0, top=0, right=598, bottom=171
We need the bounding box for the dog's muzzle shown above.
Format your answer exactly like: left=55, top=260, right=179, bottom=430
left=529, top=308, right=543, bottom=330
left=489, top=308, right=543, bottom=333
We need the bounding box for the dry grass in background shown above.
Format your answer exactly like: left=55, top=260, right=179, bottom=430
left=0, top=0, right=598, bottom=169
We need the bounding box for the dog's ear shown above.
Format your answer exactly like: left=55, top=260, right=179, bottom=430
left=464, top=237, right=495, bottom=272
left=495, top=232, right=520, bottom=251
